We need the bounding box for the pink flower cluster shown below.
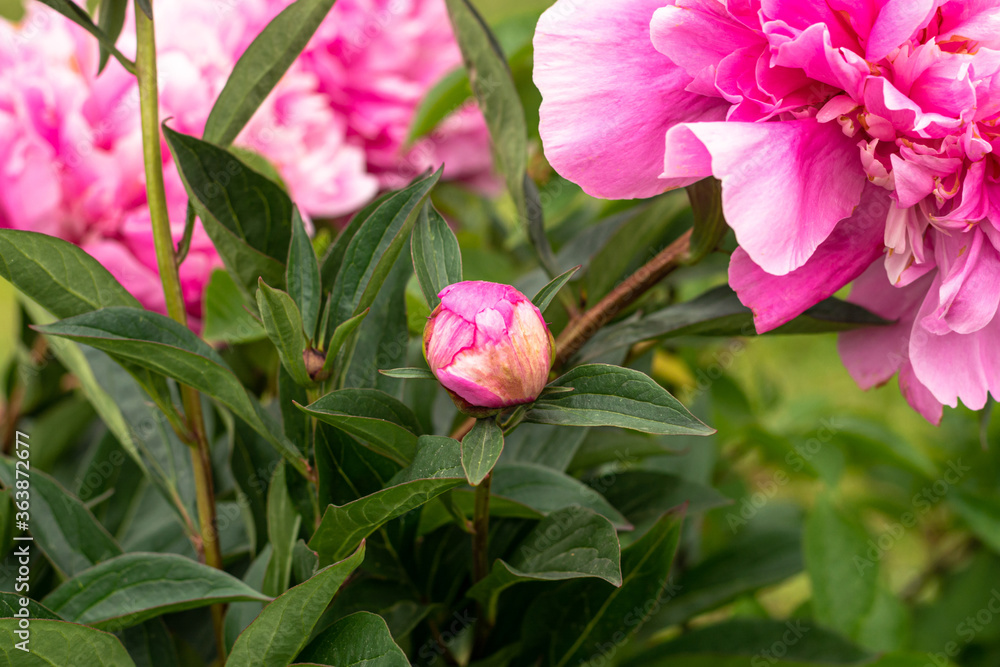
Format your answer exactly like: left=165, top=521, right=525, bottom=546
left=0, top=0, right=491, bottom=324
left=534, top=0, right=1000, bottom=422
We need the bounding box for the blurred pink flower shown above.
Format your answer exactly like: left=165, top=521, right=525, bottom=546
left=534, top=0, right=1000, bottom=423
left=423, top=281, right=554, bottom=413
left=298, top=0, right=495, bottom=190
left=0, top=0, right=492, bottom=324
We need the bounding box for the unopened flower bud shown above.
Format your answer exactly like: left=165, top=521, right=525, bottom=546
left=423, top=281, right=555, bottom=416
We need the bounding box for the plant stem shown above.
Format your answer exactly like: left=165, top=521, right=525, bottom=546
left=554, top=228, right=692, bottom=369
left=447, top=230, right=692, bottom=441
left=472, top=471, right=493, bottom=655
left=472, top=472, right=492, bottom=583
left=135, top=3, right=226, bottom=659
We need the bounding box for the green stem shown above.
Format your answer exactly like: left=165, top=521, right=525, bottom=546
left=472, top=473, right=491, bottom=583
left=472, top=472, right=493, bottom=655
left=135, top=2, right=226, bottom=660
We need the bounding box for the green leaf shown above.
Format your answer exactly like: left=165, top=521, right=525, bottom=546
left=491, top=463, right=629, bottom=530
left=164, top=126, right=291, bottom=295
left=568, top=430, right=676, bottom=473
left=578, top=286, right=889, bottom=363
left=645, top=528, right=803, bottom=630
left=0, top=618, right=136, bottom=666
left=203, top=0, right=339, bottom=146
left=805, top=495, right=878, bottom=638
left=378, top=368, right=436, bottom=380
left=287, top=208, right=322, bottom=340
left=585, top=194, right=688, bottom=305
left=296, top=611, right=409, bottom=666
left=527, top=365, right=713, bottom=436
left=0, top=458, right=121, bottom=578
left=329, top=170, right=441, bottom=329
left=950, top=490, right=1000, bottom=554
left=227, top=543, right=365, bottom=667
left=622, top=618, right=871, bottom=667
left=96, top=0, right=127, bottom=74
left=202, top=269, right=266, bottom=345
left=406, top=68, right=472, bottom=143
left=257, top=280, right=311, bottom=386
left=19, top=304, right=197, bottom=533
left=411, top=203, right=462, bottom=307
left=406, top=11, right=537, bottom=143
left=443, top=0, right=557, bottom=274
left=595, top=471, right=730, bottom=526
left=299, top=389, right=422, bottom=466
left=0, top=230, right=140, bottom=319
left=320, top=191, right=394, bottom=293
left=625, top=657, right=936, bottom=667
left=308, top=436, right=465, bottom=566
left=231, top=420, right=279, bottom=553
left=42, top=553, right=269, bottom=631
left=320, top=308, right=369, bottom=376
left=117, top=620, right=181, bottom=667
left=468, top=507, right=622, bottom=621
left=35, top=307, right=308, bottom=477
left=262, top=462, right=301, bottom=598
left=519, top=510, right=684, bottom=667
left=315, top=423, right=401, bottom=508
left=686, top=177, right=727, bottom=261
left=0, top=593, right=61, bottom=620
left=35, top=0, right=133, bottom=74
left=462, top=418, right=504, bottom=486
left=532, top=266, right=579, bottom=314
left=340, top=251, right=412, bottom=394
left=224, top=545, right=272, bottom=651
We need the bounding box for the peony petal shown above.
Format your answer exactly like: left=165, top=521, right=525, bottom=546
left=923, top=228, right=1000, bottom=335
left=650, top=1, right=760, bottom=96
left=867, top=0, right=942, bottom=61
left=437, top=366, right=507, bottom=408
left=909, top=274, right=1000, bottom=410
left=664, top=118, right=866, bottom=274
left=534, top=0, right=727, bottom=199
left=899, top=361, right=944, bottom=425
left=730, top=183, right=889, bottom=332
left=890, top=154, right=937, bottom=208
left=838, top=264, right=935, bottom=390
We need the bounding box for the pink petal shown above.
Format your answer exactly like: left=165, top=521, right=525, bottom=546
left=940, top=4, right=1000, bottom=49
left=437, top=367, right=507, bottom=408
left=890, top=155, right=936, bottom=208
left=899, top=361, right=944, bottom=425
left=534, top=0, right=727, bottom=199
left=867, top=0, right=942, bottom=61
left=663, top=118, right=866, bottom=275
left=650, top=1, right=760, bottom=97
left=730, top=183, right=889, bottom=332
left=923, top=229, right=1000, bottom=335
left=909, top=277, right=1000, bottom=410
left=839, top=264, right=935, bottom=390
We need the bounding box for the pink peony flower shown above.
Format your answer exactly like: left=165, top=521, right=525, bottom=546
left=534, top=0, right=1000, bottom=423
left=423, top=282, right=555, bottom=414
left=0, top=0, right=492, bottom=323
left=297, top=0, right=496, bottom=191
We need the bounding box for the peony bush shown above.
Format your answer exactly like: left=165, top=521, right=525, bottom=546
left=0, top=1, right=999, bottom=666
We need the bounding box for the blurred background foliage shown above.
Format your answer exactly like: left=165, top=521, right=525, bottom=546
left=1, top=0, right=999, bottom=665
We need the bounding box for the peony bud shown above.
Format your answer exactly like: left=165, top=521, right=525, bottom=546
left=423, top=281, right=555, bottom=416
